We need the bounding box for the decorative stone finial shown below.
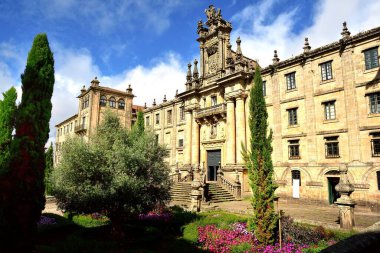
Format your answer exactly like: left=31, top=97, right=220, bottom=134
left=193, top=59, right=199, bottom=79
left=163, top=94, right=167, bottom=102
left=152, top=99, right=156, bottom=106
left=144, top=102, right=147, bottom=109
left=272, top=50, right=280, bottom=64
left=126, top=84, right=132, bottom=94
left=175, top=89, right=178, bottom=96
left=81, top=85, right=86, bottom=94
left=186, top=63, right=192, bottom=82
left=236, top=37, right=242, bottom=61
left=303, top=37, right=311, bottom=53
left=91, top=76, right=100, bottom=86
left=341, top=21, right=351, bottom=39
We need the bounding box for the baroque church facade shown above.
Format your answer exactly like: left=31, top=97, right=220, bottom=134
left=55, top=5, right=380, bottom=209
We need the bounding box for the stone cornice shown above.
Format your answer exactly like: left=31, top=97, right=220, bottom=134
left=314, top=87, right=344, bottom=97
left=261, top=26, right=380, bottom=74
left=316, top=128, right=348, bottom=135
left=280, top=95, right=305, bottom=104
left=55, top=114, right=78, bottom=127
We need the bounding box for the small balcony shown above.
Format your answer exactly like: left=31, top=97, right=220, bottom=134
left=194, top=103, right=227, bottom=120
left=74, top=124, right=87, bottom=133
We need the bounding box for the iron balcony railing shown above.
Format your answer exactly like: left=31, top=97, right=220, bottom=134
left=194, top=103, right=226, bottom=119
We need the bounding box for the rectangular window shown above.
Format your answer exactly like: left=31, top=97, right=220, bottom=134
left=321, top=61, right=333, bottom=81
left=371, top=133, right=380, bottom=157
left=211, top=96, right=217, bottom=106
left=325, top=136, right=339, bottom=158
left=377, top=171, right=380, bottom=190
left=369, top=92, right=380, bottom=114
left=82, top=116, right=86, bottom=127
left=167, top=110, right=172, bottom=125
left=288, top=140, right=300, bottom=159
left=262, top=81, right=267, bottom=96
left=155, top=113, right=160, bottom=125
left=178, top=139, right=184, bottom=147
left=287, top=108, right=298, bottom=125
left=145, top=116, right=150, bottom=126
left=323, top=101, right=336, bottom=120
left=364, top=47, right=379, bottom=70
left=180, top=106, right=185, bottom=121
left=286, top=72, right=296, bottom=90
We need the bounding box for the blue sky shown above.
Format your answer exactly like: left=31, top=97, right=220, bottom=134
left=0, top=0, right=379, bottom=143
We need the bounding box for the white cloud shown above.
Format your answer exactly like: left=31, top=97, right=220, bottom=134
left=231, top=0, right=380, bottom=67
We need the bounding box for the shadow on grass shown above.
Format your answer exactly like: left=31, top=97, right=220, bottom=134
left=37, top=209, right=208, bottom=253
left=321, top=231, right=380, bottom=253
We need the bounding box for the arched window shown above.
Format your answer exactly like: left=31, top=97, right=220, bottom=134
left=118, top=99, right=125, bottom=109
left=109, top=97, right=116, bottom=108
left=100, top=95, right=107, bottom=106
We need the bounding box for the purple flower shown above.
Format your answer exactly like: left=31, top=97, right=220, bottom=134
left=37, top=215, right=57, bottom=226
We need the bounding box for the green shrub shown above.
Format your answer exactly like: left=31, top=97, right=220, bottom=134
left=230, top=242, right=252, bottom=253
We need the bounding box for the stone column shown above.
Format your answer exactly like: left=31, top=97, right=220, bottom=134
left=191, top=118, right=200, bottom=167
left=335, top=164, right=356, bottom=229
left=184, top=110, right=193, bottom=166
left=226, top=98, right=236, bottom=165
left=235, top=96, right=246, bottom=164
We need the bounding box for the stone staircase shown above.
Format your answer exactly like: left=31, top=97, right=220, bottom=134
left=170, top=181, right=236, bottom=203
left=170, top=182, right=192, bottom=202
left=207, top=182, right=236, bottom=203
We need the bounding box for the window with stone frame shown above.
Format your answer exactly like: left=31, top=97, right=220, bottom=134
left=109, top=97, right=116, bottom=108
left=320, top=61, right=333, bottom=81
left=364, top=47, right=379, bottom=70
left=145, top=116, right=150, bottom=126
left=288, top=139, right=300, bottom=159
left=286, top=72, right=296, bottom=90
left=287, top=108, right=298, bottom=126
left=118, top=99, right=125, bottom=109
left=82, top=96, right=89, bottom=109
left=211, top=95, right=217, bottom=106
left=369, top=92, right=380, bottom=114
left=291, top=170, right=301, bottom=186
left=155, top=113, right=160, bottom=125
left=167, top=109, right=172, bottom=125
left=262, top=80, right=267, bottom=96
left=325, top=136, right=340, bottom=158
left=100, top=95, right=107, bottom=107
left=371, top=132, right=380, bottom=157
left=179, top=106, right=185, bottom=121
left=323, top=100, right=336, bottom=120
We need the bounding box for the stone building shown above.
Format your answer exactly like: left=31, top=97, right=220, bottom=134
left=144, top=5, right=380, bottom=208
left=54, top=77, right=143, bottom=165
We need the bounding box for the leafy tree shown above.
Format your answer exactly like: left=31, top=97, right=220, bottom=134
left=0, top=33, right=54, bottom=252
left=0, top=87, right=17, bottom=174
left=243, top=67, right=278, bottom=245
left=45, top=142, right=54, bottom=195
left=52, top=111, right=171, bottom=238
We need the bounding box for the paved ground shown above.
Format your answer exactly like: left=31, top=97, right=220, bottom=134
left=44, top=198, right=380, bottom=230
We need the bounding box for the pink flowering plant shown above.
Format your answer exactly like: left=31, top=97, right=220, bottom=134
left=198, top=222, right=310, bottom=253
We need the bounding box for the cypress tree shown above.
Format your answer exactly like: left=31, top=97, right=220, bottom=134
left=244, top=67, right=278, bottom=245
left=134, top=111, right=145, bottom=135
left=45, top=142, right=54, bottom=195
left=0, top=33, right=54, bottom=252
left=0, top=87, right=17, bottom=174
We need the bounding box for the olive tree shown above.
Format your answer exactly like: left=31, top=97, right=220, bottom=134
left=51, top=111, right=171, bottom=237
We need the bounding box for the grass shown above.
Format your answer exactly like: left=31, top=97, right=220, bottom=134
left=36, top=208, right=359, bottom=253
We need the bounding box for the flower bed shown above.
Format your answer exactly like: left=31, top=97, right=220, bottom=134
left=198, top=222, right=309, bottom=253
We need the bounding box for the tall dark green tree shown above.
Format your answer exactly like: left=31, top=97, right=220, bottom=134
left=0, top=87, right=17, bottom=174
left=0, top=33, right=54, bottom=252
left=45, top=142, right=54, bottom=195
left=132, top=111, right=145, bottom=136
left=243, top=67, right=278, bottom=245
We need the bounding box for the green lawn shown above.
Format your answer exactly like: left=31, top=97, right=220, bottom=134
left=36, top=208, right=356, bottom=253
